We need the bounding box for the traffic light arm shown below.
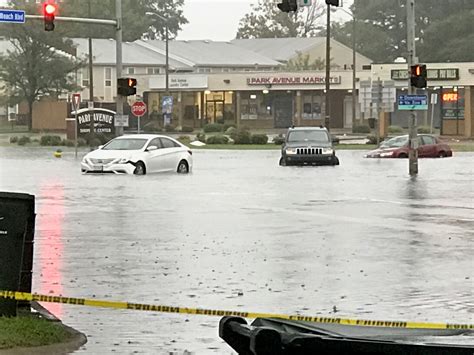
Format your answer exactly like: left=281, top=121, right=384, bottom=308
left=26, top=14, right=117, bottom=27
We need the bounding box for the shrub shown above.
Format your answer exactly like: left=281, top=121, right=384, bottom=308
left=206, top=134, right=229, bottom=144
left=273, top=134, right=285, bottom=145
left=89, top=138, right=102, bottom=148
left=181, top=126, right=194, bottom=133
left=93, top=133, right=115, bottom=145
left=196, top=132, right=206, bottom=143
left=164, top=124, right=176, bottom=132
left=203, top=123, right=224, bottom=133
left=77, top=138, right=87, bottom=147
left=40, top=135, right=62, bottom=146
left=417, top=126, right=431, bottom=134
left=17, top=136, right=31, bottom=146
left=231, top=129, right=252, bottom=144
left=9, top=136, right=18, bottom=144
left=223, top=124, right=235, bottom=132
left=178, top=135, right=191, bottom=144
left=388, top=125, right=404, bottom=134
left=62, top=139, right=75, bottom=147
left=143, top=121, right=161, bottom=132
left=225, top=126, right=236, bottom=136
left=352, top=125, right=371, bottom=134
left=251, top=134, right=268, bottom=145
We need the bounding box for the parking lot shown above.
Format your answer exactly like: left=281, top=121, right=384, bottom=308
left=0, top=147, right=473, bottom=353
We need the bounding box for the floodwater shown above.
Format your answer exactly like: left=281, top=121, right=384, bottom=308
left=0, top=147, right=473, bottom=354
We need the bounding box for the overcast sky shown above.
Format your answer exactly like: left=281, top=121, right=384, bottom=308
left=177, top=0, right=354, bottom=41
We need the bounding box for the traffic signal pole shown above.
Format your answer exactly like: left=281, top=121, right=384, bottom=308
left=115, top=0, right=124, bottom=136
left=406, top=0, right=418, bottom=175
left=325, top=4, right=331, bottom=130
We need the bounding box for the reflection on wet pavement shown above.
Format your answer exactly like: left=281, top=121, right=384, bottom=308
left=0, top=147, right=473, bottom=353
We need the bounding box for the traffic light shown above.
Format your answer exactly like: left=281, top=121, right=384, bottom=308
left=43, top=1, right=57, bottom=31
left=117, top=78, right=137, bottom=96
left=410, top=64, right=427, bottom=88
left=325, top=0, right=339, bottom=6
left=277, top=0, right=298, bottom=13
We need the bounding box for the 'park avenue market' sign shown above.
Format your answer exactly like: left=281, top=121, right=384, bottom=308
left=71, top=108, right=116, bottom=135
left=247, top=76, right=342, bottom=86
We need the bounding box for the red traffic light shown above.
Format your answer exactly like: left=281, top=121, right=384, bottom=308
left=44, top=3, right=56, bottom=15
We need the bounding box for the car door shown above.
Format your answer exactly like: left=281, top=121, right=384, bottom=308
left=159, top=137, right=183, bottom=172
left=419, top=135, right=437, bottom=158
left=144, top=138, right=166, bottom=173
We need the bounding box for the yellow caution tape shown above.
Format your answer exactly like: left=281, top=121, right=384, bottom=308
left=1, top=290, right=472, bottom=330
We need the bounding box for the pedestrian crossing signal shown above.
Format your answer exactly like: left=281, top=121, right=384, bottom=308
left=410, top=64, right=427, bottom=88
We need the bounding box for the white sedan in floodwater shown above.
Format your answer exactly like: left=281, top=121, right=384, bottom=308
left=81, top=134, right=193, bottom=175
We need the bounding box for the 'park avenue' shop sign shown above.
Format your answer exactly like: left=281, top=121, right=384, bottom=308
left=247, top=75, right=342, bottom=86
left=72, top=108, right=116, bottom=135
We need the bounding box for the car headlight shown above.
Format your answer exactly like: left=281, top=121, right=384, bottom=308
left=285, top=148, right=297, bottom=155
left=322, top=148, right=333, bottom=154
left=380, top=152, right=394, bottom=157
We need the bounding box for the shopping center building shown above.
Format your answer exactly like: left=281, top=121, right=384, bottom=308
left=1, top=37, right=473, bottom=136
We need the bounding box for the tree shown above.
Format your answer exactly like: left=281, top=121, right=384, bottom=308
left=285, top=52, right=327, bottom=70
left=236, top=0, right=326, bottom=39
left=331, top=0, right=474, bottom=62
left=0, top=2, right=84, bottom=130
left=55, top=0, right=188, bottom=41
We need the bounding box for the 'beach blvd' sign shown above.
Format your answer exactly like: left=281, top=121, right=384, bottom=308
left=71, top=108, right=116, bottom=135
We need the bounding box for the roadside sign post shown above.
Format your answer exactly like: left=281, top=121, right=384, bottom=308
left=162, top=96, right=173, bottom=127
left=72, top=93, right=81, bottom=159
left=430, top=93, right=438, bottom=134
left=131, top=101, right=147, bottom=134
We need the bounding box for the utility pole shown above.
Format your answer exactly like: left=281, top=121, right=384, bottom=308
left=88, top=0, right=94, bottom=142
left=115, top=0, right=124, bottom=136
left=165, top=21, right=169, bottom=95
left=351, top=12, right=357, bottom=126
left=325, top=4, right=331, bottom=130
left=407, top=0, right=418, bottom=175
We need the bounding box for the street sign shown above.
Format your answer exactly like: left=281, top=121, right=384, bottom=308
left=398, top=94, right=428, bottom=110
left=114, top=114, right=129, bottom=127
left=0, top=9, right=25, bottom=23
left=431, top=93, right=438, bottom=105
left=131, top=101, right=147, bottom=117
left=88, top=101, right=94, bottom=110
left=72, top=93, right=81, bottom=111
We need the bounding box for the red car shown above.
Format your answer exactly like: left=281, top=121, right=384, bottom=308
left=365, top=134, right=453, bottom=158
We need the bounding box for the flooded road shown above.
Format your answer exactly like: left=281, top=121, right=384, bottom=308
left=0, top=147, right=473, bottom=354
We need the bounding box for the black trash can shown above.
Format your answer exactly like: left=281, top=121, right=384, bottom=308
left=0, top=192, right=35, bottom=316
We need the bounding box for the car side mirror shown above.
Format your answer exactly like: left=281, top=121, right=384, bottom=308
left=147, top=145, right=158, bottom=151
left=98, top=145, right=104, bottom=149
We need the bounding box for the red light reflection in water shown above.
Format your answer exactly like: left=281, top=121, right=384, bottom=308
left=36, top=183, right=65, bottom=318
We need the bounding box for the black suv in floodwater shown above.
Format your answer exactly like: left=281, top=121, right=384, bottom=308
left=279, top=126, right=339, bottom=166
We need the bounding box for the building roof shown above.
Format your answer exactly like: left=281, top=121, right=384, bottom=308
left=138, top=40, right=281, bottom=67
left=231, top=37, right=327, bottom=63
left=72, top=38, right=192, bottom=70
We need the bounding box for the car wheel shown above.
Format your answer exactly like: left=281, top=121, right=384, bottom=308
left=438, top=151, right=447, bottom=158
left=177, top=160, right=189, bottom=174
left=332, top=156, right=340, bottom=166
left=279, top=157, right=287, bottom=166
left=133, top=161, right=146, bottom=175
left=398, top=153, right=408, bottom=158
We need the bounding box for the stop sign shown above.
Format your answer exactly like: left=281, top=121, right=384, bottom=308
left=131, top=101, right=147, bottom=117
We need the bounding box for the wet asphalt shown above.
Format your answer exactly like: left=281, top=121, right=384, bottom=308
left=0, top=147, right=473, bottom=354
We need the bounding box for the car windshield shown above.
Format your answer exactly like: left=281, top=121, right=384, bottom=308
left=102, top=138, right=147, bottom=150
left=380, top=136, right=409, bottom=148
left=287, top=130, right=329, bottom=143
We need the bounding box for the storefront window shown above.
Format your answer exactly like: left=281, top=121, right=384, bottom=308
left=241, top=92, right=272, bottom=120
left=441, top=88, right=464, bottom=120
left=303, top=92, right=323, bottom=120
